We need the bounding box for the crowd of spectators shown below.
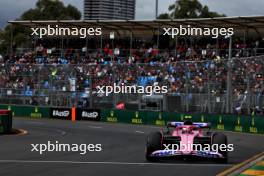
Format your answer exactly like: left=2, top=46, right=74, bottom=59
left=0, top=38, right=263, bottom=114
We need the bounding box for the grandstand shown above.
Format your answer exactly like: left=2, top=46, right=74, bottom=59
left=1, top=16, right=263, bottom=115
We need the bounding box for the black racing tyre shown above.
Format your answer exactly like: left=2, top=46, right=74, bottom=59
left=145, top=131, right=162, bottom=161
left=212, top=132, right=228, bottom=163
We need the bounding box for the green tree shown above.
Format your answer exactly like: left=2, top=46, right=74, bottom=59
left=21, top=0, right=81, bottom=20
left=0, top=0, right=81, bottom=54
left=200, top=5, right=225, bottom=18
left=158, top=0, right=225, bottom=19
left=157, top=13, right=170, bottom=19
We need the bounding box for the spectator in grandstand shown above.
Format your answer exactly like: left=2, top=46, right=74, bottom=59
left=36, top=44, right=44, bottom=56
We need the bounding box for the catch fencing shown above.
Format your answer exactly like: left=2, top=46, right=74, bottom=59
left=0, top=56, right=263, bottom=115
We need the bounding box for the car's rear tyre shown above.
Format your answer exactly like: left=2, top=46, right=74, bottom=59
left=212, top=132, right=228, bottom=163
left=145, top=131, right=162, bottom=161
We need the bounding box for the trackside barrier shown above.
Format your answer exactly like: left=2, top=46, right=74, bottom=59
left=0, top=110, right=12, bottom=134
left=101, top=109, right=264, bottom=134
left=76, top=109, right=101, bottom=121
left=1, top=104, right=263, bottom=134
left=50, top=107, right=72, bottom=120
left=49, top=107, right=101, bottom=121
left=0, top=105, right=49, bottom=118
left=0, top=105, right=101, bottom=122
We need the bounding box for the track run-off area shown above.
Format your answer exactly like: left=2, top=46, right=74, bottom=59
left=0, top=118, right=264, bottom=176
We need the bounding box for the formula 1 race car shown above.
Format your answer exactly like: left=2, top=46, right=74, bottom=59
left=145, top=121, right=228, bottom=162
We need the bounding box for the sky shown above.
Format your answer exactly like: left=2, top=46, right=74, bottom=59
left=1, top=0, right=264, bottom=29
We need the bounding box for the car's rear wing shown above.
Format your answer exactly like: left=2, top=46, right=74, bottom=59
left=167, top=121, right=211, bottom=128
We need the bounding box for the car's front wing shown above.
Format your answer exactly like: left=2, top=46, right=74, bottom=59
left=150, top=150, right=224, bottom=158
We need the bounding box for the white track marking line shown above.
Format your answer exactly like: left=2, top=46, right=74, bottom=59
left=0, top=160, right=232, bottom=167
left=135, top=131, right=145, bottom=134
left=88, top=125, right=102, bottom=129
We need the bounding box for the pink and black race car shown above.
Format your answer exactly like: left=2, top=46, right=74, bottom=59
left=145, top=120, right=228, bottom=162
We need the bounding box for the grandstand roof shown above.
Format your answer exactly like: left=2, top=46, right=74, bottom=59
left=8, top=15, right=264, bottom=37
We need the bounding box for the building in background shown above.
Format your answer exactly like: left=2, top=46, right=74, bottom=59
left=84, top=0, right=135, bottom=20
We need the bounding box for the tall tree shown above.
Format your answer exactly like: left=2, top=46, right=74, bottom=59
left=21, top=0, right=81, bottom=20
left=0, top=0, right=81, bottom=54
left=158, top=0, right=225, bottom=19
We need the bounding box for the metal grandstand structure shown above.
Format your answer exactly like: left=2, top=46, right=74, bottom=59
left=8, top=15, right=264, bottom=32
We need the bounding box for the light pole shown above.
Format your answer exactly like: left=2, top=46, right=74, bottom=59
left=174, top=0, right=177, bottom=19
left=226, top=35, right=233, bottom=114
left=155, top=0, right=158, bottom=19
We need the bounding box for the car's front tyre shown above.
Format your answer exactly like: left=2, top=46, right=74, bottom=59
left=212, top=132, right=228, bottom=163
left=145, top=131, right=162, bottom=161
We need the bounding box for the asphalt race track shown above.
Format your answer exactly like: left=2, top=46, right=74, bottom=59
left=0, top=118, right=264, bottom=176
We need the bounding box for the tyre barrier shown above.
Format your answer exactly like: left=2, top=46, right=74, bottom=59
left=0, top=110, right=13, bottom=134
